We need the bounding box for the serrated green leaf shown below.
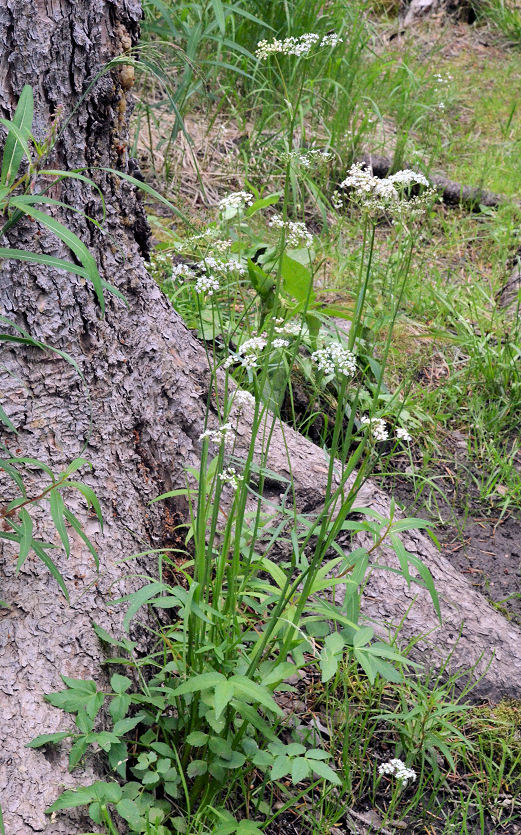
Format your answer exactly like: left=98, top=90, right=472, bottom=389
left=68, top=736, right=89, bottom=769
left=186, top=731, right=209, bottom=747
left=123, top=582, right=166, bottom=631
left=113, top=715, right=143, bottom=736
left=171, top=671, right=226, bottom=697
left=110, top=673, right=132, bottom=694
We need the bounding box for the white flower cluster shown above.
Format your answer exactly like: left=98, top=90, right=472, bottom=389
left=396, top=426, right=412, bottom=442
left=194, top=274, right=220, bottom=296
left=272, top=338, right=290, bottom=349
left=312, top=343, right=357, bottom=377
left=378, top=758, right=417, bottom=787
left=274, top=319, right=302, bottom=336
left=281, top=148, right=333, bottom=168
left=269, top=214, right=313, bottom=248
left=197, top=256, right=246, bottom=275
left=360, top=416, right=389, bottom=442
left=199, top=423, right=233, bottom=446
left=217, top=192, right=254, bottom=213
left=256, top=32, right=343, bottom=60
left=238, top=336, right=267, bottom=355
left=218, top=466, right=242, bottom=490
left=339, top=163, right=435, bottom=217
left=232, top=389, right=255, bottom=415
left=171, top=262, right=196, bottom=281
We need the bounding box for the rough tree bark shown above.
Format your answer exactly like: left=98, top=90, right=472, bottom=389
left=1, top=2, right=521, bottom=834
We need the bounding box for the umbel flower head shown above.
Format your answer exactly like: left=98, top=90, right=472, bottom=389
left=339, top=163, right=436, bottom=218
left=256, top=32, right=343, bottom=60
left=378, top=758, right=417, bottom=788
left=312, top=343, right=356, bottom=377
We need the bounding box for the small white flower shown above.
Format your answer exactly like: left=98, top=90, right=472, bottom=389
left=218, top=466, right=242, bottom=490
left=218, top=192, right=254, bottom=213
left=195, top=274, right=220, bottom=296
left=312, top=343, right=356, bottom=377
left=272, top=338, right=290, bottom=349
left=240, top=354, right=258, bottom=369
left=396, top=426, right=412, bottom=442
left=339, top=163, right=434, bottom=218
left=378, top=758, right=416, bottom=787
left=360, top=416, right=388, bottom=442
left=255, top=32, right=342, bottom=60
left=199, top=423, right=233, bottom=446
left=197, top=256, right=246, bottom=275
left=237, top=336, right=267, bottom=355
left=274, top=319, right=302, bottom=336
left=232, top=389, right=255, bottom=415
left=268, top=214, right=313, bottom=248
left=223, top=356, right=235, bottom=369
left=171, top=262, right=196, bottom=281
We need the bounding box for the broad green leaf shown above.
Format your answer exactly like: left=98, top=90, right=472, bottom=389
left=231, top=676, right=282, bottom=715
left=271, top=755, right=291, bottom=780
left=310, top=760, right=342, bottom=785
left=291, top=757, right=311, bottom=784
left=186, top=731, right=209, bottom=747
left=187, top=759, right=208, bottom=778
left=26, top=732, right=71, bottom=748
left=60, top=676, right=97, bottom=693
left=281, top=254, right=313, bottom=304
left=109, top=693, right=131, bottom=725
left=110, top=673, right=132, bottom=694
left=171, top=671, right=226, bottom=697
left=123, top=582, right=166, bottom=631
left=113, top=715, right=143, bottom=736
left=116, top=798, right=143, bottom=827
left=46, top=781, right=115, bottom=813
left=214, top=680, right=234, bottom=719
left=352, top=626, right=374, bottom=648
left=69, top=736, right=89, bottom=769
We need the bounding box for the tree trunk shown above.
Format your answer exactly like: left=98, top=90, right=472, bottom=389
left=1, top=2, right=521, bottom=833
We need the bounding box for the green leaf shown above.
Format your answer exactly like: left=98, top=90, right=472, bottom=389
left=46, top=782, right=108, bottom=813
left=49, top=488, right=70, bottom=557
left=214, top=680, right=234, bottom=720
left=187, top=759, right=208, bottom=778
left=210, top=0, right=226, bottom=34
left=116, top=798, right=143, bottom=827
left=110, top=673, right=132, bottom=694
left=232, top=676, right=282, bottom=716
left=9, top=199, right=105, bottom=314
left=26, top=732, right=71, bottom=748
left=291, top=757, right=311, bottom=784
left=281, top=254, right=314, bottom=304
left=271, top=755, right=291, bottom=780
left=16, top=508, right=33, bottom=569
left=186, top=731, right=209, bottom=747
left=0, top=85, right=33, bottom=186
left=60, top=676, right=97, bottom=693
left=0, top=402, right=17, bottom=433
left=69, top=736, right=89, bottom=769
left=352, top=626, right=374, bottom=648
left=63, top=508, right=99, bottom=570
left=123, top=582, right=166, bottom=631
left=310, top=760, right=342, bottom=785
left=171, top=671, right=226, bottom=697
